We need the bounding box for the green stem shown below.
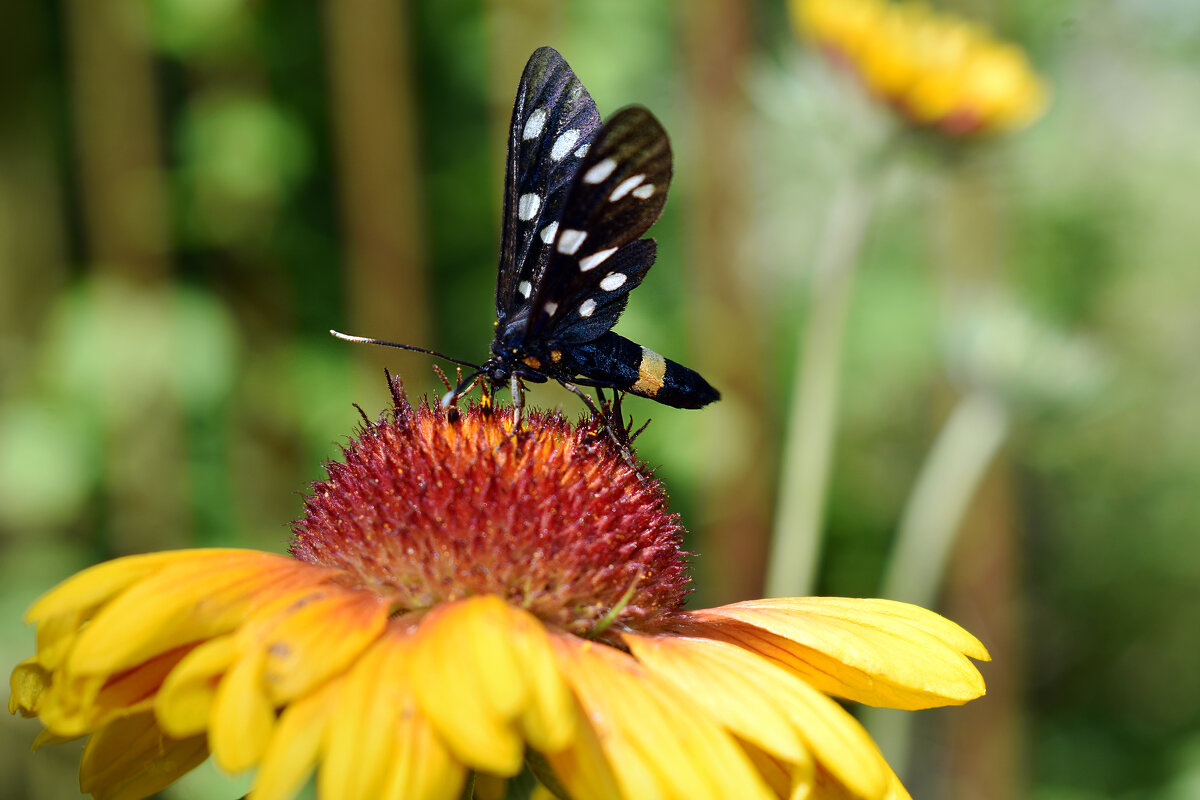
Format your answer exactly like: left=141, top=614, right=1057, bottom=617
left=864, top=389, right=1010, bottom=776
left=882, top=390, right=1010, bottom=607
left=766, top=170, right=879, bottom=598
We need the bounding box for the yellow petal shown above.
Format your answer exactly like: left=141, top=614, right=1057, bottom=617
left=67, top=552, right=335, bottom=676
left=408, top=599, right=526, bottom=775
left=738, top=740, right=812, bottom=800
left=379, top=700, right=463, bottom=800
left=807, top=757, right=913, bottom=800
left=378, top=685, right=466, bottom=800
left=473, top=774, right=507, bottom=800
left=155, top=635, right=238, bottom=736
left=692, top=598, right=988, bottom=709
left=626, top=634, right=887, bottom=800
left=624, top=633, right=807, bottom=764
left=534, top=701, right=623, bottom=800
left=321, top=636, right=402, bottom=800
left=503, top=602, right=576, bottom=753
left=34, top=610, right=88, bottom=671
left=30, top=673, right=104, bottom=736
left=26, top=549, right=227, bottom=625
left=9, top=657, right=49, bottom=715
left=210, top=647, right=275, bottom=774
left=553, top=636, right=776, bottom=800
left=79, top=713, right=208, bottom=800
left=32, top=728, right=78, bottom=750
left=252, top=680, right=339, bottom=800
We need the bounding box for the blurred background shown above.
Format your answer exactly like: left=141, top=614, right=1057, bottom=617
left=2, top=1, right=1198, bottom=799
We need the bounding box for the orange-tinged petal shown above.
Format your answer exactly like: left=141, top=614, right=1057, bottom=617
left=38, top=645, right=193, bottom=738
left=553, top=636, right=775, bottom=800
left=691, top=598, right=988, bottom=709
left=210, top=647, right=274, bottom=774
left=79, top=713, right=208, bottom=800
left=67, top=552, right=336, bottom=676
left=155, top=635, right=238, bottom=737
left=254, top=586, right=391, bottom=704
left=252, top=680, right=339, bottom=800
left=409, top=600, right=525, bottom=775
left=626, top=634, right=887, bottom=800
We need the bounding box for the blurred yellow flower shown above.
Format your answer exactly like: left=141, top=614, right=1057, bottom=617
left=10, top=381, right=989, bottom=799
left=794, top=0, right=1048, bottom=136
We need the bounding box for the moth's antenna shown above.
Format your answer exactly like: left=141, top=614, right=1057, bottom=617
left=330, top=330, right=482, bottom=370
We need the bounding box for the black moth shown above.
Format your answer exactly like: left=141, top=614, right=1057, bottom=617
left=335, top=47, right=719, bottom=440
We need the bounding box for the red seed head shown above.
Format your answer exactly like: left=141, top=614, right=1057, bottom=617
left=290, top=378, right=692, bottom=637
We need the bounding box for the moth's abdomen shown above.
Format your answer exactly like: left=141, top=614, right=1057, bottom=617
left=570, top=332, right=719, bottom=410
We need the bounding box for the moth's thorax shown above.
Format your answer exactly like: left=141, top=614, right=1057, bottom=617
left=486, top=321, right=567, bottom=387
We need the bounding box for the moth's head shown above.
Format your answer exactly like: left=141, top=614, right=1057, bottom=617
left=480, top=354, right=513, bottom=386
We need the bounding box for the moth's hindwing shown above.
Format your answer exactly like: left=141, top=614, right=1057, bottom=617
left=527, top=107, right=673, bottom=342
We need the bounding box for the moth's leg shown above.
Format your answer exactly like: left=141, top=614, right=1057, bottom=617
left=562, top=382, right=646, bottom=482
left=440, top=369, right=482, bottom=423
left=611, top=390, right=627, bottom=440
left=593, top=385, right=609, bottom=415
left=510, top=372, right=523, bottom=433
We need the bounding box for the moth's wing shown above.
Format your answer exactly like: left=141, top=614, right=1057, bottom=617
left=525, top=106, right=672, bottom=344
left=495, top=47, right=602, bottom=326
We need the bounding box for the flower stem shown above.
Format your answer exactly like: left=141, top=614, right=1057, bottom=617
left=864, top=389, right=1010, bottom=774
left=766, top=169, right=878, bottom=598
left=883, top=390, right=1010, bottom=607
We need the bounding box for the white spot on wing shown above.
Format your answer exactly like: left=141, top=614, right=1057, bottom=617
left=575, top=144, right=589, bottom=158
left=550, top=129, right=580, bottom=161
left=522, top=108, right=546, bottom=140
left=608, top=174, right=646, bottom=202
left=578, top=246, right=618, bottom=272
left=599, top=272, right=627, bottom=292
left=540, top=221, right=558, bottom=244
left=557, top=229, right=587, bottom=255
left=544, top=301, right=559, bottom=316
left=582, top=158, right=617, bottom=184
left=518, top=193, right=541, bottom=221
left=632, top=183, right=656, bottom=200
left=579, top=298, right=597, bottom=317
left=518, top=280, right=532, bottom=298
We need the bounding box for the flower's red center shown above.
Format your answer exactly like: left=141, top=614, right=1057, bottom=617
left=289, top=378, right=691, bottom=637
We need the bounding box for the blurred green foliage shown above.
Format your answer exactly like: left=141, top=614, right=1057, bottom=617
left=1, top=1, right=1198, bottom=799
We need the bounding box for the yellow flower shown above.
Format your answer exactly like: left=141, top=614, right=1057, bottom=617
left=10, top=377, right=989, bottom=799
left=794, top=0, right=1048, bottom=136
